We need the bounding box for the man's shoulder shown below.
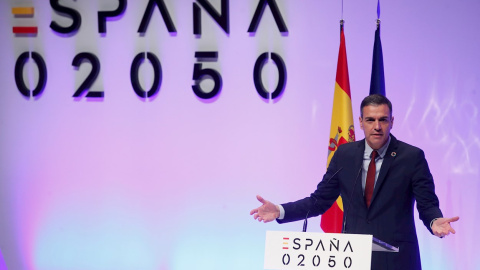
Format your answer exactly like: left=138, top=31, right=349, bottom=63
left=336, top=140, right=363, bottom=153
left=387, top=136, right=430, bottom=164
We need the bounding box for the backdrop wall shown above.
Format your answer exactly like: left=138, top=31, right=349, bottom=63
left=0, top=0, right=479, bottom=269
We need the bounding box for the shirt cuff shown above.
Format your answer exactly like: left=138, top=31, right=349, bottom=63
left=277, top=204, right=285, bottom=220
left=430, top=218, right=439, bottom=229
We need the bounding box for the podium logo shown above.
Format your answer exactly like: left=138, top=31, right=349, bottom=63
left=279, top=236, right=355, bottom=268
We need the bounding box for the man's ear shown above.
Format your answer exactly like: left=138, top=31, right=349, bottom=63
left=359, top=116, right=364, bottom=130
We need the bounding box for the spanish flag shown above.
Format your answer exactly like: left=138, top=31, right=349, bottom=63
left=320, top=21, right=356, bottom=233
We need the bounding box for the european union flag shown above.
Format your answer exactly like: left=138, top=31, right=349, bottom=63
left=369, top=22, right=385, bottom=96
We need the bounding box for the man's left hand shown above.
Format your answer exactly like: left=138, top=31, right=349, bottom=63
left=432, top=216, right=460, bottom=238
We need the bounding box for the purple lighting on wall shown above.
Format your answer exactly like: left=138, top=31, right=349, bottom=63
left=0, top=0, right=478, bottom=269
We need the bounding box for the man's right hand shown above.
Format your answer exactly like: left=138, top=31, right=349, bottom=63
left=250, top=195, right=280, bottom=223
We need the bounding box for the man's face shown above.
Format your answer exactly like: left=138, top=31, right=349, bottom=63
left=359, top=104, right=394, bottom=150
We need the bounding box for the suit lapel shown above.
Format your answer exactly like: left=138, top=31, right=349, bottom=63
left=370, top=135, right=399, bottom=206
left=353, top=140, right=366, bottom=207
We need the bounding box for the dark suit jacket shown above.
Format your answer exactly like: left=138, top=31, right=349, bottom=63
left=278, top=134, right=443, bottom=270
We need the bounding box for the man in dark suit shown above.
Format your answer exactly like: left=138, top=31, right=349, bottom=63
left=250, top=94, right=459, bottom=270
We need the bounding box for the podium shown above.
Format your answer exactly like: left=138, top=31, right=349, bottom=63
left=264, top=231, right=398, bottom=270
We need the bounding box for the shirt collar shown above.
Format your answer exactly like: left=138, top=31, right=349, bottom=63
left=364, top=136, right=391, bottom=159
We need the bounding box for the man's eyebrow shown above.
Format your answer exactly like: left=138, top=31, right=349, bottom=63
left=364, top=116, right=389, bottom=120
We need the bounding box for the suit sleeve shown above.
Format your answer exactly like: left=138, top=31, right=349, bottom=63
left=277, top=150, right=342, bottom=224
left=412, top=149, right=443, bottom=234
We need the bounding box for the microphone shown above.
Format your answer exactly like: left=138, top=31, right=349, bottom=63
left=342, top=166, right=362, bottom=233
left=302, top=167, right=343, bottom=232
left=302, top=197, right=317, bottom=232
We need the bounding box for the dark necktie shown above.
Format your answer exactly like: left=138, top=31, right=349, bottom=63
left=365, top=150, right=378, bottom=208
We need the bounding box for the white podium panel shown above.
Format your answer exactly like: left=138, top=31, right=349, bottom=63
left=264, top=231, right=372, bottom=270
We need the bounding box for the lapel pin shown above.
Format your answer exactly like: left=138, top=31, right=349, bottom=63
left=391, top=152, right=397, bottom=157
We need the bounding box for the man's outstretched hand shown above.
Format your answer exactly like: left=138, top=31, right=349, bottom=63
left=432, top=216, right=460, bottom=238
left=250, top=195, right=280, bottom=223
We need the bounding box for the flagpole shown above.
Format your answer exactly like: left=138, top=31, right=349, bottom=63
left=341, top=0, right=344, bottom=20
left=340, top=0, right=344, bottom=32
left=376, top=0, right=381, bottom=30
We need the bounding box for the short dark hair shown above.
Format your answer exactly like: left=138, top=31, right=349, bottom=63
left=360, top=94, right=392, bottom=117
